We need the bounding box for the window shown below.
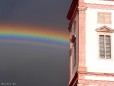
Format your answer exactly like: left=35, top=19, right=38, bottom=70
left=96, top=26, right=114, bottom=59
left=97, top=12, right=111, bottom=24
left=99, top=35, right=111, bottom=59
left=70, top=21, right=76, bottom=67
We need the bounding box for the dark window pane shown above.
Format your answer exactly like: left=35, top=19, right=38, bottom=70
left=99, top=35, right=105, bottom=58
left=105, top=35, right=111, bottom=59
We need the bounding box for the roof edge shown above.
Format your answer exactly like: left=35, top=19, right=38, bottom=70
left=66, top=0, right=78, bottom=20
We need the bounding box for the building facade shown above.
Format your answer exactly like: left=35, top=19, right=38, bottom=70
left=67, top=0, right=114, bottom=86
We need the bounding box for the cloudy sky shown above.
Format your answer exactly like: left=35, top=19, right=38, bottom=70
left=0, top=0, right=72, bottom=86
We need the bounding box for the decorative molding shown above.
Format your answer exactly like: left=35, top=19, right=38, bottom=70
left=96, top=25, right=114, bottom=33
left=78, top=79, right=114, bottom=86
left=79, top=71, right=114, bottom=77
left=86, top=3, right=114, bottom=10
left=78, top=71, right=114, bottom=85
left=78, top=6, right=87, bottom=12
left=97, top=12, right=112, bottom=24
left=78, top=66, right=87, bottom=73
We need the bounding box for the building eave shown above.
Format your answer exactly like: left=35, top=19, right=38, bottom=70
left=67, top=0, right=78, bottom=20
left=69, top=72, right=78, bottom=86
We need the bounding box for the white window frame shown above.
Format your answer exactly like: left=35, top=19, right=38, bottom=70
left=98, top=32, right=112, bottom=59
left=96, top=26, right=114, bottom=60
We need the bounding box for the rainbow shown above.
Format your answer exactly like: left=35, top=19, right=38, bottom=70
left=0, top=24, right=69, bottom=48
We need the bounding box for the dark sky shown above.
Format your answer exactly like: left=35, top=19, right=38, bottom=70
left=0, top=0, right=71, bottom=30
left=0, top=0, right=72, bottom=86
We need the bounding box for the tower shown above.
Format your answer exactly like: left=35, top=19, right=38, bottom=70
left=67, top=0, right=114, bottom=86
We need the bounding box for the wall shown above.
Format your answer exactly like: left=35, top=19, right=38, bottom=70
left=85, top=8, right=114, bottom=73
left=84, top=0, right=114, bottom=5
left=69, top=13, right=79, bottom=82
left=72, top=14, right=79, bottom=77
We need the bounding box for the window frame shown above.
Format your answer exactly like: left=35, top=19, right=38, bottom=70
left=96, top=26, right=114, bottom=60
left=98, top=32, right=112, bottom=60
left=97, top=12, right=112, bottom=24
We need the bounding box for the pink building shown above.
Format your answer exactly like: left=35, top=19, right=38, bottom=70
left=67, top=0, right=114, bottom=86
